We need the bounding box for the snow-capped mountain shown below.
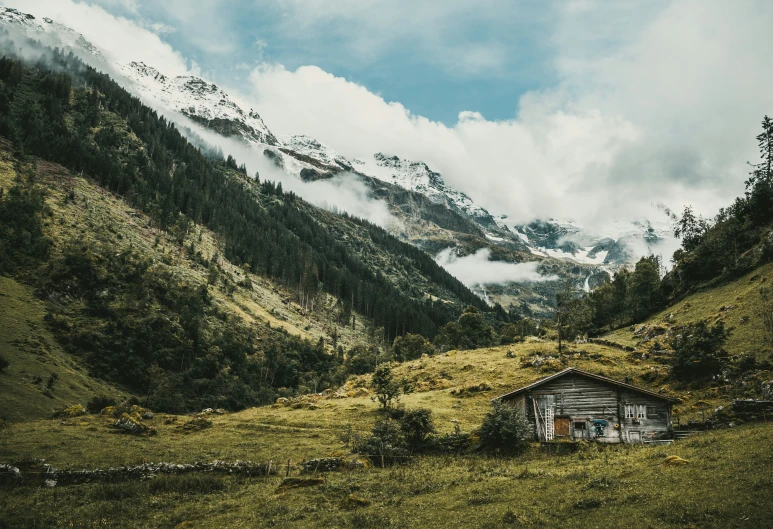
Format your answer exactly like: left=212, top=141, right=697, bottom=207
left=121, top=61, right=278, bottom=146
left=0, top=6, right=678, bottom=281
left=0, top=7, right=105, bottom=62
left=514, top=204, right=678, bottom=266
left=366, top=154, right=491, bottom=218
left=280, top=134, right=357, bottom=171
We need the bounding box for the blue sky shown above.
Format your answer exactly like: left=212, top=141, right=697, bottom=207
left=84, top=0, right=564, bottom=124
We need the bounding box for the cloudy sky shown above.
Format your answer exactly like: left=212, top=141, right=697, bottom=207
left=7, top=0, right=773, bottom=231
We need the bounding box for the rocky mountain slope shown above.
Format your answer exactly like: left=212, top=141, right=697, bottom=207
left=121, top=61, right=278, bottom=146
left=0, top=6, right=676, bottom=315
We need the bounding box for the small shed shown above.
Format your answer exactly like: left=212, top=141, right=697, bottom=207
left=493, top=367, right=679, bottom=444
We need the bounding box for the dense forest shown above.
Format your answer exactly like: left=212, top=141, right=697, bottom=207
left=0, top=38, right=495, bottom=336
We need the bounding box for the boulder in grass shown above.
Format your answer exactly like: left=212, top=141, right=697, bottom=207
left=52, top=404, right=87, bottom=419
left=180, top=416, right=212, bottom=432
left=662, top=455, right=689, bottom=466
left=114, top=413, right=156, bottom=435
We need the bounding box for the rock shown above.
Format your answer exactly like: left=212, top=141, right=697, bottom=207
left=763, top=381, right=773, bottom=401
left=0, top=464, right=21, bottom=485
left=142, top=411, right=155, bottom=420
left=43, top=479, right=57, bottom=487
left=114, top=413, right=155, bottom=435
left=661, top=455, right=689, bottom=466
left=180, top=417, right=212, bottom=431
left=52, top=404, right=87, bottom=419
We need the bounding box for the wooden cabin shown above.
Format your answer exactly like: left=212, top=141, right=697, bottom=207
left=494, top=367, right=679, bottom=444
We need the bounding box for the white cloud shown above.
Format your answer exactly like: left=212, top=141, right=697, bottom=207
left=435, top=248, right=556, bottom=288
left=2, top=0, right=193, bottom=75
left=244, top=0, right=773, bottom=231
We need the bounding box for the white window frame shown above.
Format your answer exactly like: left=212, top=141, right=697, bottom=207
left=637, top=405, right=647, bottom=419
left=625, top=404, right=635, bottom=418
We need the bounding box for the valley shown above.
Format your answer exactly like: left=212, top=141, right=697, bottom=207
left=0, top=5, right=772, bottom=529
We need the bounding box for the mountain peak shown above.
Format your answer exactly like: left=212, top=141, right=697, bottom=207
left=120, top=62, right=278, bottom=146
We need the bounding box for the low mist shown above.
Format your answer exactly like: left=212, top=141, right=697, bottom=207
left=435, top=248, right=557, bottom=288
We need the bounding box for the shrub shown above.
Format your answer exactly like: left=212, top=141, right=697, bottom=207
left=392, top=333, right=437, bottom=361
left=432, top=431, right=473, bottom=453
left=670, top=321, right=728, bottom=381
left=357, top=408, right=442, bottom=464
left=0, top=354, right=9, bottom=373
left=357, top=418, right=409, bottom=467
left=393, top=408, right=435, bottom=450
left=478, top=401, right=529, bottom=454
left=370, top=363, right=402, bottom=409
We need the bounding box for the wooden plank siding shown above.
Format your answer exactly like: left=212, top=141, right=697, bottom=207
left=501, top=372, right=672, bottom=444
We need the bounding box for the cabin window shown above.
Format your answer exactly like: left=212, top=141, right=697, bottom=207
left=646, top=406, right=659, bottom=418
left=573, top=422, right=586, bottom=430
left=626, top=404, right=646, bottom=419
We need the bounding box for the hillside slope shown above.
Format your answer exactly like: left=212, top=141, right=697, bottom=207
left=605, top=261, right=773, bottom=361
left=0, top=276, right=126, bottom=422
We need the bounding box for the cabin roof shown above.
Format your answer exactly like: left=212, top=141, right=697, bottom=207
left=492, top=367, right=680, bottom=403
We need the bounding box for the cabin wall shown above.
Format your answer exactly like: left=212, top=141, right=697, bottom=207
left=533, top=374, right=621, bottom=443
left=502, top=373, right=672, bottom=443
left=618, top=392, right=672, bottom=442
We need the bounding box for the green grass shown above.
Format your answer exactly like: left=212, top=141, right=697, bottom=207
left=605, top=262, right=773, bottom=360
left=1, top=421, right=771, bottom=528
left=0, top=338, right=739, bottom=467
left=0, top=275, right=124, bottom=422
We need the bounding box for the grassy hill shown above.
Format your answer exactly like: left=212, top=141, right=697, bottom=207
left=0, top=141, right=389, bottom=419
left=1, top=339, right=772, bottom=528
left=0, top=275, right=126, bottom=422
left=605, top=261, right=773, bottom=361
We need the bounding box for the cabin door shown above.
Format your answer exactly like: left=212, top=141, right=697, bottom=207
left=534, top=394, right=558, bottom=441
left=628, top=431, right=642, bottom=444
left=554, top=417, right=570, bottom=437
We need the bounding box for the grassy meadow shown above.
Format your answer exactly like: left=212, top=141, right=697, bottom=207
left=3, top=338, right=772, bottom=528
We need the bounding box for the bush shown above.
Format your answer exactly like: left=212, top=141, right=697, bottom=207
left=392, top=408, right=435, bottom=450
left=357, top=408, right=442, bottom=464
left=0, top=354, right=9, bottom=373
left=670, top=321, right=728, bottom=381
left=370, top=363, right=402, bottom=409
left=357, top=418, right=409, bottom=467
left=86, top=395, right=117, bottom=414
left=478, top=401, right=529, bottom=454
left=392, top=333, right=437, bottom=361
